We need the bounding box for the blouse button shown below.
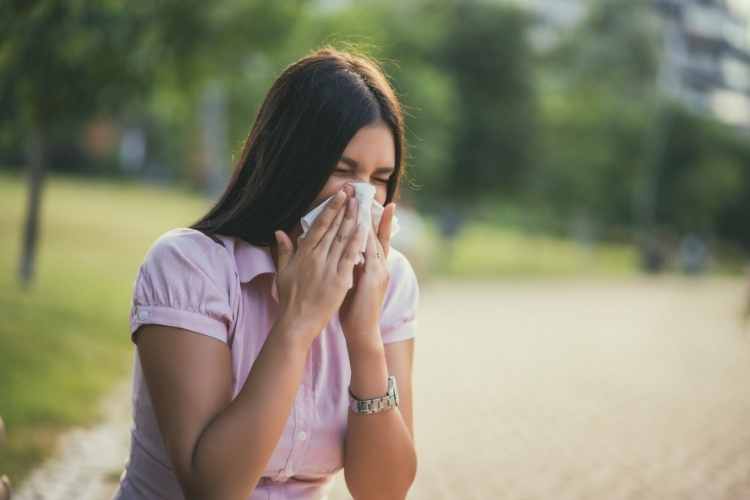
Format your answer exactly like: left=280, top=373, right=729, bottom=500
left=297, top=431, right=307, bottom=441
left=137, top=309, right=150, bottom=320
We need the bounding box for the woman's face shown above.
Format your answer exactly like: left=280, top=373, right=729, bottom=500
left=310, top=120, right=395, bottom=211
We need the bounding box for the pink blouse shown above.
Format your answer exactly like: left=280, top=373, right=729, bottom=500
left=113, top=227, right=419, bottom=500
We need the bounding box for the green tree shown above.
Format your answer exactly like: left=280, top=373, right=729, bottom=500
left=532, top=0, right=662, bottom=239
left=432, top=1, right=536, bottom=206
left=0, top=0, right=303, bottom=287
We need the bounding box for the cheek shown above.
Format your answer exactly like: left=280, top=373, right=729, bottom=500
left=313, top=179, right=346, bottom=206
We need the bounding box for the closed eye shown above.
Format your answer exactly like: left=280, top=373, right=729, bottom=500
left=334, top=168, right=390, bottom=183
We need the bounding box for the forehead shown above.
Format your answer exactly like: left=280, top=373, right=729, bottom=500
left=342, top=122, right=395, bottom=167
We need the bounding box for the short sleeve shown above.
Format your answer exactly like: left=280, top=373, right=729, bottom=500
left=379, top=248, right=420, bottom=344
left=129, top=228, right=236, bottom=345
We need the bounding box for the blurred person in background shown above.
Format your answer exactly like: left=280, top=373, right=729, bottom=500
left=113, top=47, right=419, bottom=500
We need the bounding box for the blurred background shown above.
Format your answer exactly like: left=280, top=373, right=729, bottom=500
left=2, top=0, right=750, bottom=499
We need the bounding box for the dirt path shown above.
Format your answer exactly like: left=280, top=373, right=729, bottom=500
left=11, top=380, right=131, bottom=500
left=14, top=277, right=750, bottom=499
left=336, top=277, right=750, bottom=500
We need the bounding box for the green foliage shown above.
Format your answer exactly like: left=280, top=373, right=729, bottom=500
left=1, top=1, right=151, bottom=126
left=530, top=0, right=660, bottom=230
left=0, top=0, right=305, bottom=174
left=431, top=1, right=536, bottom=204
left=655, top=104, right=747, bottom=233
left=530, top=0, right=750, bottom=251
left=3, top=0, right=750, bottom=250
left=532, top=84, right=647, bottom=231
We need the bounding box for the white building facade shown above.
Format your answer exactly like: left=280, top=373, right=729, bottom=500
left=516, top=0, right=750, bottom=127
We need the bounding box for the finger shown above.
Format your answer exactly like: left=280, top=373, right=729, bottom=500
left=274, top=230, right=293, bottom=271
left=328, top=195, right=359, bottom=261
left=300, top=190, right=347, bottom=251
left=316, top=194, right=350, bottom=255
left=378, top=203, right=395, bottom=260
left=338, top=221, right=368, bottom=276
left=364, top=221, right=378, bottom=267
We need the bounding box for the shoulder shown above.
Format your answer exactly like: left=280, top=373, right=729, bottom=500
left=380, top=247, right=420, bottom=343
left=387, top=247, right=419, bottom=290
left=142, top=227, right=234, bottom=275
left=136, top=227, right=238, bottom=298
left=131, top=228, right=238, bottom=344
left=384, top=246, right=420, bottom=307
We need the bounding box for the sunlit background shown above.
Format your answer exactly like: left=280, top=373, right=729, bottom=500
left=2, top=0, right=750, bottom=499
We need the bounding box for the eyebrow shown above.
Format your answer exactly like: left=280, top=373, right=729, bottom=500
left=339, top=156, right=395, bottom=175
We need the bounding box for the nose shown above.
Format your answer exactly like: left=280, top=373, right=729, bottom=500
left=343, top=179, right=376, bottom=193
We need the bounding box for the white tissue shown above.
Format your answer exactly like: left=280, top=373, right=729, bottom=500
left=300, top=182, right=400, bottom=265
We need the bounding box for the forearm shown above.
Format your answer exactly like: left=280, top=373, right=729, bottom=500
left=343, top=338, right=417, bottom=500
left=188, top=315, right=313, bottom=499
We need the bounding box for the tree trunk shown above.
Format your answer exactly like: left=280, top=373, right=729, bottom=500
left=19, top=124, right=46, bottom=289
left=634, top=100, right=667, bottom=274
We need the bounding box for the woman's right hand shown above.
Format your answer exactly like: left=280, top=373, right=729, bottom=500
left=273, top=185, right=366, bottom=346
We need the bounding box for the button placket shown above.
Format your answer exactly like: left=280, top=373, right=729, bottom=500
left=278, top=335, right=318, bottom=482
left=280, top=385, right=306, bottom=480
left=292, top=381, right=316, bottom=474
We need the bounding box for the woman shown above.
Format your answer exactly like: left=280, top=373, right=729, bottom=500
left=113, top=47, right=420, bottom=500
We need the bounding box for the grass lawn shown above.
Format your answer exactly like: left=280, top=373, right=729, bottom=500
left=0, top=171, right=213, bottom=485
left=431, top=222, right=638, bottom=279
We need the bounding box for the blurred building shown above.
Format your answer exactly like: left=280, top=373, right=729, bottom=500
left=655, top=0, right=750, bottom=127
left=517, top=0, right=750, bottom=128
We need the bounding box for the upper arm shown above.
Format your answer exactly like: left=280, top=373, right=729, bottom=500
left=129, top=229, right=238, bottom=496
left=380, top=249, right=420, bottom=442
left=135, top=325, right=233, bottom=496
left=380, top=249, right=420, bottom=344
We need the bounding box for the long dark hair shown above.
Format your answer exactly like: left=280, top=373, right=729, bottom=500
left=190, top=46, right=407, bottom=246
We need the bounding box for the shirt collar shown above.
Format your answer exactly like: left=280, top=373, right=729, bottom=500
left=209, top=233, right=279, bottom=301
left=234, top=239, right=277, bottom=283
left=234, top=239, right=280, bottom=302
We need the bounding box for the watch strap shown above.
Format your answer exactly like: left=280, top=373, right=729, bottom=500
left=348, top=375, right=399, bottom=415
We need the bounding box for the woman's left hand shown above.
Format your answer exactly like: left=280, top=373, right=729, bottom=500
left=339, top=202, right=396, bottom=349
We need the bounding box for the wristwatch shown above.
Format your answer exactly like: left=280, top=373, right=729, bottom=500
left=348, top=375, right=399, bottom=415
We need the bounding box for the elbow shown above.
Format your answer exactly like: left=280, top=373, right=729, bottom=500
left=347, top=484, right=414, bottom=500
left=346, top=452, right=417, bottom=500
left=176, top=457, right=263, bottom=500
left=404, top=448, right=418, bottom=495
left=402, top=446, right=418, bottom=490
left=400, top=446, right=419, bottom=498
